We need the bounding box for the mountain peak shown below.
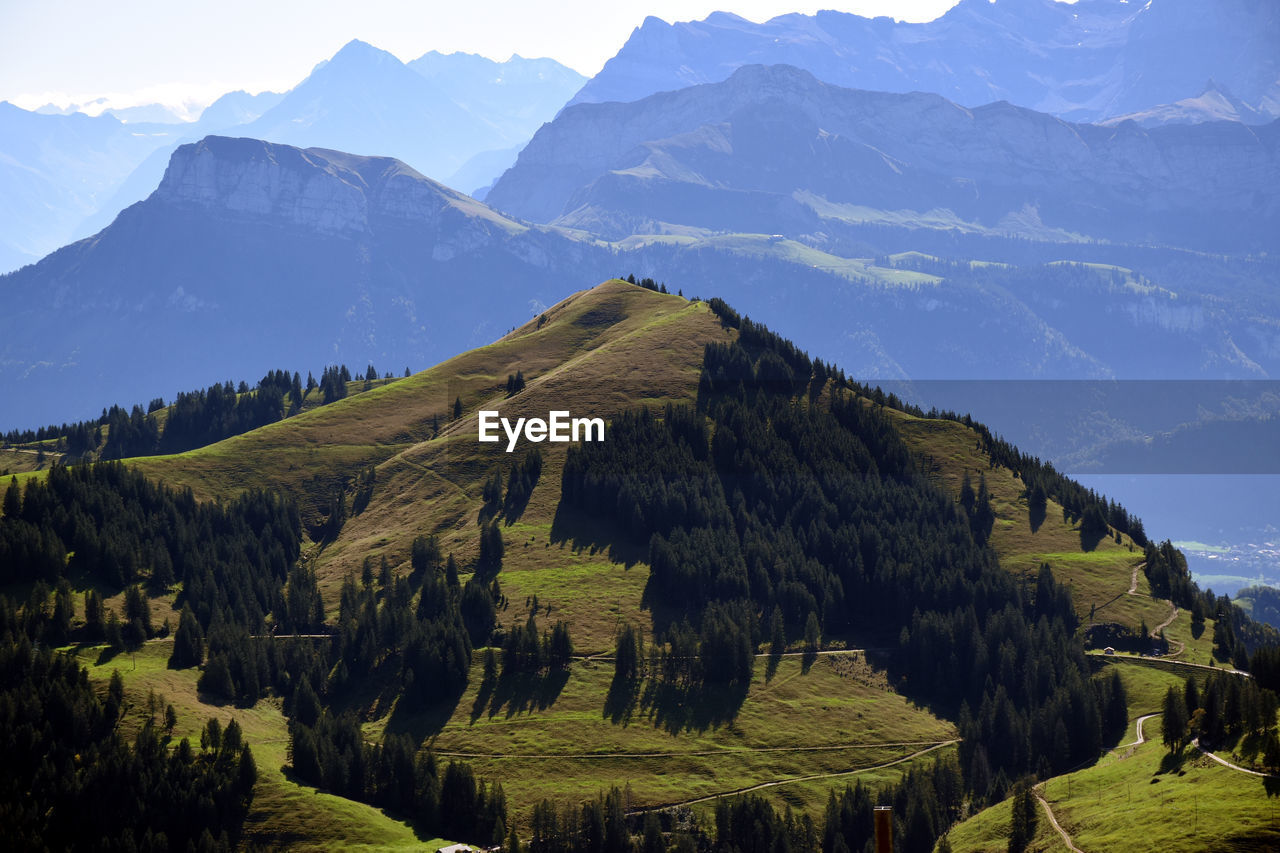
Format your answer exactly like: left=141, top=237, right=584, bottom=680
left=328, top=38, right=401, bottom=68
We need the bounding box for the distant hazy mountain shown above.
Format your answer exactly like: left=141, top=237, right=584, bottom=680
left=408, top=50, right=585, bottom=143
left=196, top=90, right=286, bottom=129
left=1, top=44, right=583, bottom=276
left=1101, top=81, right=1273, bottom=128
left=0, top=103, right=188, bottom=272
left=238, top=40, right=501, bottom=181
left=569, top=0, right=1280, bottom=124
left=489, top=64, right=1280, bottom=254
left=0, top=136, right=620, bottom=427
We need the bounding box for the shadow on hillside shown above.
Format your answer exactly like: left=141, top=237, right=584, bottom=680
left=549, top=504, right=646, bottom=567
left=1158, top=749, right=1188, bottom=775
left=474, top=668, right=570, bottom=721
left=640, top=677, right=749, bottom=735
left=604, top=673, right=642, bottom=725
left=384, top=682, right=468, bottom=741
left=1028, top=501, right=1046, bottom=533
left=501, top=490, right=535, bottom=526
left=1080, top=525, right=1108, bottom=552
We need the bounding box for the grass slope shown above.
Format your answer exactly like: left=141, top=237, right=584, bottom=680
left=372, top=651, right=954, bottom=826
left=945, top=658, right=1277, bottom=852
left=74, top=640, right=441, bottom=852
left=894, top=414, right=1169, bottom=635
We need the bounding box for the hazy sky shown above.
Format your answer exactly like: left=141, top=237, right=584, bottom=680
left=0, top=0, right=963, bottom=113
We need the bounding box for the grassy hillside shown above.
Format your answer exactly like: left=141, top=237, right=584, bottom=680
left=15, top=279, right=1263, bottom=849
left=74, top=640, right=441, bottom=852
left=374, top=651, right=956, bottom=825
left=894, top=413, right=1173, bottom=638
left=945, top=657, right=1279, bottom=852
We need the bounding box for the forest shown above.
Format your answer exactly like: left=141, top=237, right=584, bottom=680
left=0, top=637, right=256, bottom=851
left=0, top=362, right=403, bottom=463
left=0, top=464, right=508, bottom=848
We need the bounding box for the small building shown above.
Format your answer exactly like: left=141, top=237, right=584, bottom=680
left=438, top=845, right=477, bottom=853
left=1103, top=647, right=1116, bottom=655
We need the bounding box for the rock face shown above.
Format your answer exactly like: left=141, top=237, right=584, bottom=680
left=158, top=138, right=370, bottom=234
left=154, top=137, right=526, bottom=240
left=489, top=65, right=1280, bottom=253
left=568, top=0, right=1280, bottom=124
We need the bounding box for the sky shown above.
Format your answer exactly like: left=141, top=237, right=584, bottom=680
left=0, top=0, right=963, bottom=115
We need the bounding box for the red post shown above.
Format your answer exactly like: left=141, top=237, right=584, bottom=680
left=874, top=806, right=892, bottom=853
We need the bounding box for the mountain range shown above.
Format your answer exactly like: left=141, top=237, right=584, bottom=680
left=0, top=43, right=584, bottom=275
left=3, top=5, right=1280, bottom=847
left=490, top=63, right=1280, bottom=253
left=5, top=128, right=1279, bottom=431
left=570, top=0, right=1280, bottom=124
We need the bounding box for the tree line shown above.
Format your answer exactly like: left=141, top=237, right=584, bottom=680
left=1162, top=669, right=1280, bottom=772
left=2, top=362, right=404, bottom=462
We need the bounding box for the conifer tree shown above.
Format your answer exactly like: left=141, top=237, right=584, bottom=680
left=169, top=605, right=205, bottom=669
left=1163, top=685, right=1188, bottom=751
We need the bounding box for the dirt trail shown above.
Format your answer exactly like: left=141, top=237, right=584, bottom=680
left=433, top=739, right=953, bottom=760
left=1128, top=562, right=1144, bottom=595
left=1192, top=739, right=1280, bottom=778
left=1035, top=789, right=1085, bottom=853
left=624, top=740, right=957, bottom=813
left=1133, top=713, right=1157, bottom=746
left=1122, top=561, right=1185, bottom=657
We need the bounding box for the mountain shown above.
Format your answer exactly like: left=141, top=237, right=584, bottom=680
left=238, top=40, right=501, bottom=181
left=1101, top=80, right=1274, bottom=128
left=195, top=89, right=285, bottom=129
left=569, top=0, right=1280, bottom=124
left=0, top=103, right=188, bottom=272
left=0, top=136, right=614, bottom=429
left=8, top=129, right=1280, bottom=432
left=0, top=44, right=582, bottom=276
left=489, top=64, right=1280, bottom=254
left=407, top=50, right=585, bottom=144
left=6, top=278, right=1275, bottom=848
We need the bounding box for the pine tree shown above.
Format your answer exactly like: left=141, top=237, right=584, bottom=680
left=769, top=607, right=786, bottom=661
left=1007, top=779, right=1037, bottom=853
left=2, top=476, right=19, bottom=517
left=1163, top=685, right=1188, bottom=751
left=169, top=605, right=204, bottom=669
left=453, top=396, right=463, bottom=419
